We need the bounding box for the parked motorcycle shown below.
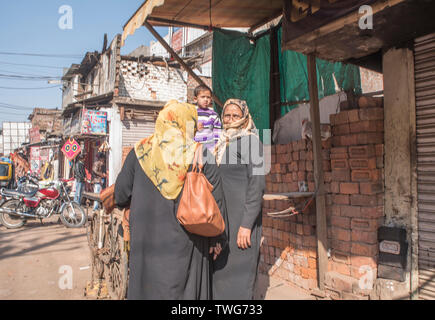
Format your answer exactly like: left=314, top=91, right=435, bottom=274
left=0, top=178, right=86, bottom=229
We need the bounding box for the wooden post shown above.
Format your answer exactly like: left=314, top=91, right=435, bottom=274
left=143, top=20, right=223, bottom=109
left=307, top=54, right=328, bottom=290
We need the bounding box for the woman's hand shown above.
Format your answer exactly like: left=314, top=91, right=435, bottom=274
left=209, top=242, right=222, bottom=260
left=237, top=227, right=252, bottom=249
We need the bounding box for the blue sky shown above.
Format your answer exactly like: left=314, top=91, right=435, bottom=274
left=0, top=1, right=168, bottom=127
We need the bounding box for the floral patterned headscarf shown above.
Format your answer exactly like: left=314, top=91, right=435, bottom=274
left=214, top=99, right=258, bottom=166
left=134, top=100, right=199, bottom=200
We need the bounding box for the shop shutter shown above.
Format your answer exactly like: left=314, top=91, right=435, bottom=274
left=121, top=119, right=155, bottom=147
left=415, top=32, right=435, bottom=300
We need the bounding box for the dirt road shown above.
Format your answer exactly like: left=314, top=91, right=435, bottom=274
left=0, top=216, right=93, bottom=300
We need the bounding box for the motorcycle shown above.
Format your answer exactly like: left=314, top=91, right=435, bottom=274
left=0, top=178, right=87, bottom=229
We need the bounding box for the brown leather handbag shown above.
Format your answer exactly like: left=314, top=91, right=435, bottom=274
left=176, top=144, right=225, bottom=237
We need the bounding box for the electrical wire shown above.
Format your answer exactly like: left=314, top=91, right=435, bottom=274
left=0, top=51, right=82, bottom=59
left=0, top=85, right=61, bottom=90
left=0, top=60, right=65, bottom=69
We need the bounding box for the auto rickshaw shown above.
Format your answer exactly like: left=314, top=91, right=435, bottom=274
left=0, top=158, right=14, bottom=188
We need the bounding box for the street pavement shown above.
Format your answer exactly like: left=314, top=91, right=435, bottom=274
left=0, top=215, right=315, bottom=300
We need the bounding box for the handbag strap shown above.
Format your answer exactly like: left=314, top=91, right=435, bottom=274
left=191, top=143, right=204, bottom=173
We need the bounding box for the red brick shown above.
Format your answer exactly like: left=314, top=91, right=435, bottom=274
left=331, top=216, right=351, bottom=229
left=332, top=169, right=351, bottom=181
left=350, top=255, right=377, bottom=269
left=340, top=182, right=359, bottom=194
left=292, top=141, right=298, bottom=152
left=332, top=194, right=350, bottom=205
left=335, top=111, right=350, bottom=125
left=331, top=147, right=348, bottom=154
left=348, top=109, right=360, bottom=123
left=330, top=261, right=351, bottom=276
left=350, top=120, right=382, bottom=134
left=351, top=218, right=380, bottom=232
left=360, top=206, right=384, bottom=219
left=358, top=108, right=384, bottom=121
left=356, top=132, right=383, bottom=145
left=322, top=139, right=331, bottom=149
left=306, top=161, right=313, bottom=171
left=276, top=144, right=286, bottom=154
left=332, top=250, right=351, bottom=265
left=333, top=124, right=350, bottom=136
left=288, top=182, right=299, bottom=192
left=340, top=205, right=361, bottom=218
left=289, top=161, right=298, bottom=172
left=301, top=267, right=317, bottom=279
left=359, top=182, right=383, bottom=195
left=322, top=149, right=330, bottom=160
left=330, top=113, right=337, bottom=125
left=297, top=171, right=307, bottom=181
left=292, top=151, right=300, bottom=161
left=351, top=230, right=377, bottom=244
left=331, top=181, right=340, bottom=193
left=336, top=134, right=358, bottom=146
left=298, top=161, right=306, bottom=171
left=306, top=151, right=314, bottom=161
left=330, top=239, right=351, bottom=253
left=303, top=225, right=315, bottom=235
left=349, top=158, right=377, bottom=169
left=351, top=169, right=381, bottom=182
left=350, top=194, right=378, bottom=206
left=308, top=257, right=317, bottom=269
left=348, top=145, right=376, bottom=158
left=375, top=144, right=384, bottom=157
left=331, top=152, right=349, bottom=159
left=331, top=159, right=349, bottom=170
left=292, top=172, right=298, bottom=181
left=323, top=160, right=331, bottom=171
left=304, top=235, right=317, bottom=247
left=351, top=242, right=378, bottom=257
left=296, top=224, right=303, bottom=235
left=331, top=227, right=351, bottom=241
left=299, top=150, right=307, bottom=160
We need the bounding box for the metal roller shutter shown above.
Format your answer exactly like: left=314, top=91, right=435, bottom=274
left=122, top=119, right=155, bottom=147
left=415, top=32, right=435, bottom=300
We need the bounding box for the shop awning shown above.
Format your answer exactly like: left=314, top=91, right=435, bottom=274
left=122, top=0, right=283, bottom=46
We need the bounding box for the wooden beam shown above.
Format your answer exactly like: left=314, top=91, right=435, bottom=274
left=143, top=20, right=223, bottom=108
left=307, top=54, right=328, bottom=291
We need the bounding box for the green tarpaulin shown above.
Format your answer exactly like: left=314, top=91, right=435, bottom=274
left=212, top=26, right=362, bottom=138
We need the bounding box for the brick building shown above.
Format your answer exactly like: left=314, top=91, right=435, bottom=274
left=61, top=34, right=187, bottom=185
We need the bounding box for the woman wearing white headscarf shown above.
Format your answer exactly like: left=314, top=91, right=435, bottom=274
left=212, top=99, right=265, bottom=300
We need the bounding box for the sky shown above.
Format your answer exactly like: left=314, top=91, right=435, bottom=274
left=0, top=1, right=168, bottom=127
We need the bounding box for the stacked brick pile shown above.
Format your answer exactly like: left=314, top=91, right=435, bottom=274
left=325, top=106, right=385, bottom=299
left=260, top=138, right=331, bottom=291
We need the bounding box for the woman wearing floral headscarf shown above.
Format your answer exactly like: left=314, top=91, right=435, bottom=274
left=115, top=100, right=227, bottom=300
left=212, top=99, right=266, bottom=300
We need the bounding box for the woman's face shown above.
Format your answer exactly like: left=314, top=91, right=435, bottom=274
left=223, top=104, right=243, bottom=125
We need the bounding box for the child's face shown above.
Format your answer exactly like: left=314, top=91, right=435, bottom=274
left=194, top=90, right=212, bottom=109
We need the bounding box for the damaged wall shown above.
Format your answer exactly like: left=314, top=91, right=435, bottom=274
left=118, top=60, right=187, bottom=102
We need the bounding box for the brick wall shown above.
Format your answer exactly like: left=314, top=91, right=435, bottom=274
left=260, top=138, right=331, bottom=291
left=118, top=60, right=187, bottom=102
left=260, top=102, right=385, bottom=300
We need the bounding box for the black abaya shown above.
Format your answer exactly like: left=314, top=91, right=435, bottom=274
left=115, top=147, right=227, bottom=300
left=212, top=135, right=266, bottom=300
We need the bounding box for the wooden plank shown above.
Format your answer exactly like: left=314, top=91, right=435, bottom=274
left=263, top=192, right=314, bottom=201
left=143, top=20, right=223, bottom=108
left=307, top=53, right=328, bottom=290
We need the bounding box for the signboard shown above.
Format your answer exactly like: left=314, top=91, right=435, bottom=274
left=61, top=138, right=81, bottom=161
left=81, top=109, right=107, bottom=135
left=282, top=0, right=377, bottom=43
left=172, top=29, right=183, bottom=53
left=30, top=146, right=40, bottom=174
left=29, top=127, right=41, bottom=144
